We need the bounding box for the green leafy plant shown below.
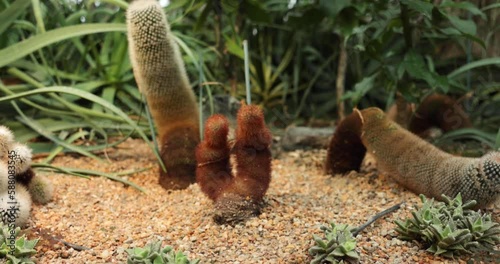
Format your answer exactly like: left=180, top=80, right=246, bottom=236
left=126, top=240, right=200, bottom=264
left=309, top=223, right=360, bottom=264
left=0, top=223, right=38, bottom=264
left=395, top=193, right=500, bottom=258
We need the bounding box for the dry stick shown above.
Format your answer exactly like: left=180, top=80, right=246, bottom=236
left=57, top=238, right=91, bottom=251
left=351, top=202, right=403, bottom=237
left=336, top=37, right=347, bottom=120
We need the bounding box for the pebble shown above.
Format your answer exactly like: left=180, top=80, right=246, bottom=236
left=100, top=250, right=111, bottom=259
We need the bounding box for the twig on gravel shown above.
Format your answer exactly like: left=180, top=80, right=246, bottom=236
left=351, top=202, right=403, bottom=237
left=56, top=238, right=91, bottom=251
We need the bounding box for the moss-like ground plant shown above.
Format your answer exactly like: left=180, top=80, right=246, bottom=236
left=126, top=240, right=200, bottom=264
left=395, top=193, right=500, bottom=258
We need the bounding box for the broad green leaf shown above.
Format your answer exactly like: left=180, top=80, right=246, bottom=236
left=342, top=73, right=378, bottom=105
left=319, top=0, right=351, bottom=17
left=445, top=15, right=476, bottom=35
left=440, top=1, right=485, bottom=19
left=224, top=35, right=244, bottom=59
left=401, top=0, right=433, bottom=17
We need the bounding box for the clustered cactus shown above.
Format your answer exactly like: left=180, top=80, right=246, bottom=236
left=395, top=193, right=500, bottom=258
left=0, top=222, right=38, bottom=264
left=126, top=240, right=199, bottom=264
left=196, top=103, right=272, bottom=224
left=309, top=223, right=360, bottom=264
left=0, top=125, right=53, bottom=227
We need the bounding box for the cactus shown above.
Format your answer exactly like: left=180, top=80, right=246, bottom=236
left=126, top=240, right=200, bottom=264
left=27, top=175, right=53, bottom=205
left=408, top=94, right=472, bottom=136
left=0, top=126, right=14, bottom=157
left=395, top=193, right=500, bottom=258
left=0, top=125, right=54, bottom=226
left=387, top=93, right=472, bottom=137
left=196, top=104, right=272, bottom=224
left=8, top=143, right=32, bottom=176
left=126, top=0, right=199, bottom=190
left=309, top=223, right=360, bottom=264
left=0, top=184, right=32, bottom=227
left=325, top=107, right=499, bottom=208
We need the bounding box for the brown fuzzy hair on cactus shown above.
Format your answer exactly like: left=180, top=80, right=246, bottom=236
left=325, top=107, right=499, bottom=208
left=127, top=0, right=199, bottom=190
left=196, top=104, right=272, bottom=224
left=386, top=93, right=472, bottom=137
left=408, top=93, right=472, bottom=136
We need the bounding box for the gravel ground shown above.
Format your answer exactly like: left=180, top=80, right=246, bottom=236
left=24, top=138, right=498, bottom=263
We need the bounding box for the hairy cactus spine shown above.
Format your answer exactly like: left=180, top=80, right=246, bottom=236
left=326, top=108, right=499, bottom=208
left=0, top=125, right=54, bottom=224
left=27, top=174, right=53, bottom=204
left=0, top=184, right=32, bottom=226
left=127, top=0, right=199, bottom=190
left=196, top=104, right=272, bottom=223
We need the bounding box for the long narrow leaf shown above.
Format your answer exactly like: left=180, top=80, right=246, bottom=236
left=0, top=86, right=164, bottom=170
left=0, top=23, right=127, bottom=67
left=447, top=58, right=500, bottom=79
left=0, top=0, right=32, bottom=35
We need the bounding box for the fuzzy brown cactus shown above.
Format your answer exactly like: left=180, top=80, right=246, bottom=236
left=325, top=108, right=499, bottom=208
left=387, top=93, right=472, bottom=137
left=127, top=0, right=199, bottom=190
left=408, top=93, right=472, bottom=136
left=196, top=104, right=272, bottom=224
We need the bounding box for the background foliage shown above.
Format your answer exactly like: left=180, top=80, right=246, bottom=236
left=0, top=0, right=499, bottom=161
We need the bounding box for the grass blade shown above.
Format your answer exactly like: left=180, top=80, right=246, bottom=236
left=0, top=23, right=127, bottom=67
left=0, top=0, right=32, bottom=35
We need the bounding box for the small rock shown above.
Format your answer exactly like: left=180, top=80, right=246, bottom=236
left=100, top=250, right=111, bottom=259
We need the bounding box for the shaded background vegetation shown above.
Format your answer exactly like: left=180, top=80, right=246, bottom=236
left=0, top=0, right=499, bottom=162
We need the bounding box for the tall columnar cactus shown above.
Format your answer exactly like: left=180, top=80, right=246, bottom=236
left=0, top=125, right=54, bottom=226
left=127, top=0, right=199, bottom=190
left=196, top=104, right=272, bottom=224
left=325, top=108, right=499, bottom=208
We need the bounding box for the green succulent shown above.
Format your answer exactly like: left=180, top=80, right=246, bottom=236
left=395, top=193, right=500, bottom=258
left=309, top=223, right=360, bottom=264
left=126, top=240, right=200, bottom=264
left=0, top=223, right=38, bottom=264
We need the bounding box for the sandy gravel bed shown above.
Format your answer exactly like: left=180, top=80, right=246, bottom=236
left=23, top=138, right=498, bottom=263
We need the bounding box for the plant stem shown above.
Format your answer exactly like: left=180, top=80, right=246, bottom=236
left=243, top=39, right=251, bottom=105
left=336, top=36, right=347, bottom=120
